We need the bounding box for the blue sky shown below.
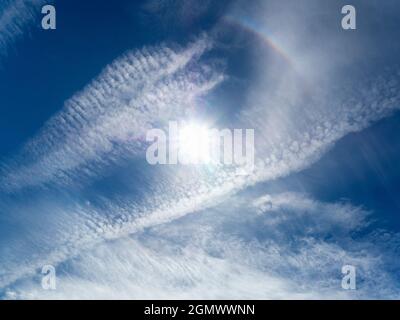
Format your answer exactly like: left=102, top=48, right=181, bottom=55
left=1, top=0, right=400, bottom=299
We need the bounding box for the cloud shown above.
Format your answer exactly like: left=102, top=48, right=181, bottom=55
left=0, top=36, right=227, bottom=288
left=1, top=1, right=400, bottom=297
left=3, top=192, right=399, bottom=299
left=0, top=0, right=45, bottom=58
left=0, top=35, right=224, bottom=190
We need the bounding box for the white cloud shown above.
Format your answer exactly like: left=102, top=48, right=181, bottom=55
left=0, top=0, right=46, bottom=58
left=0, top=36, right=223, bottom=190
left=4, top=192, right=399, bottom=299
left=1, top=1, right=400, bottom=297
left=1, top=37, right=399, bottom=291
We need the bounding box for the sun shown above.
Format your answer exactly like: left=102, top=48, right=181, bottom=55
left=178, top=122, right=211, bottom=164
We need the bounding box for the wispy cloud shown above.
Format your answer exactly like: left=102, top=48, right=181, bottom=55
left=0, top=0, right=45, bottom=58
left=1, top=1, right=400, bottom=298
left=1, top=35, right=400, bottom=291
left=3, top=192, right=399, bottom=299
left=0, top=36, right=223, bottom=190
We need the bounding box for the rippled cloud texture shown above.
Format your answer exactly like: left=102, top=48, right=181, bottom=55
left=0, top=0, right=400, bottom=299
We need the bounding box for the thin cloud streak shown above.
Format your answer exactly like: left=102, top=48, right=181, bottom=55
left=0, top=0, right=45, bottom=58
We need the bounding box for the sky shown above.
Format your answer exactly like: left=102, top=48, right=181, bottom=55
left=0, top=0, right=400, bottom=299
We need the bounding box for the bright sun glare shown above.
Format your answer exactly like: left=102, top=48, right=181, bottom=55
left=179, top=123, right=211, bottom=164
